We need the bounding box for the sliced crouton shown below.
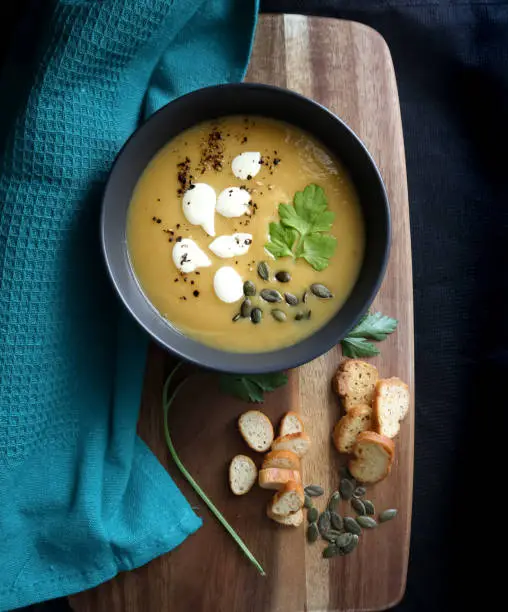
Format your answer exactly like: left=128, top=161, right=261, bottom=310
left=262, top=450, right=301, bottom=471
left=267, top=506, right=304, bottom=527
left=258, top=468, right=302, bottom=490
left=333, top=359, right=379, bottom=411
left=270, top=481, right=305, bottom=516
left=348, top=431, right=395, bottom=484
left=271, top=432, right=311, bottom=458
left=373, top=377, right=410, bottom=439
left=238, top=410, right=274, bottom=452
left=279, top=411, right=304, bottom=436
left=332, top=404, right=373, bottom=454
left=229, top=455, right=257, bottom=495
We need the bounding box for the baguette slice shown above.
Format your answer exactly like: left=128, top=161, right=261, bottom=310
left=258, top=468, right=302, bottom=490
left=267, top=506, right=304, bottom=527
left=271, top=432, right=311, bottom=458
left=373, top=377, right=410, bottom=439
left=333, top=359, right=379, bottom=411
left=270, top=481, right=305, bottom=516
left=229, top=455, right=258, bottom=495
left=279, top=411, right=305, bottom=436
left=238, top=410, right=274, bottom=452
left=332, top=404, right=373, bottom=454
left=348, top=431, right=395, bottom=483
left=262, top=450, right=301, bottom=471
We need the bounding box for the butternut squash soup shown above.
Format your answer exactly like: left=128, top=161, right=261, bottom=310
left=127, top=116, right=364, bottom=352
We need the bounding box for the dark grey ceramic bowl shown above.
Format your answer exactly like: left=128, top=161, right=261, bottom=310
left=102, top=83, right=390, bottom=373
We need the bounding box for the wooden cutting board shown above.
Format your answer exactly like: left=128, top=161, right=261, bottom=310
left=71, top=14, right=413, bottom=612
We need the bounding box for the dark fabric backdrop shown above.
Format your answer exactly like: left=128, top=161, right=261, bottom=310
left=3, top=0, right=506, bottom=611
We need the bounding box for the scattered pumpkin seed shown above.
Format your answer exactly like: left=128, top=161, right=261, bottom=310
left=323, top=545, right=341, bottom=558
left=307, top=507, right=319, bottom=523
left=344, top=516, right=362, bottom=535
left=353, top=486, right=366, bottom=498
left=318, top=511, right=331, bottom=535
left=307, top=523, right=319, bottom=543
left=304, top=494, right=313, bottom=509
left=243, top=280, right=256, bottom=296
left=257, top=261, right=269, bottom=281
left=330, top=511, right=344, bottom=531
left=275, top=271, right=291, bottom=283
left=284, top=292, right=299, bottom=306
left=341, top=534, right=359, bottom=555
left=232, top=313, right=241, bottom=322
left=322, top=531, right=340, bottom=543
left=328, top=491, right=341, bottom=513
left=335, top=532, right=353, bottom=549
left=356, top=516, right=377, bottom=529
left=302, top=290, right=309, bottom=303
left=339, top=466, right=355, bottom=483
left=310, top=283, right=333, bottom=299
left=339, top=478, right=355, bottom=500
left=240, top=298, right=252, bottom=318
left=363, top=500, right=376, bottom=516
left=260, top=288, right=282, bottom=303
left=304, top=485, right=324, bottom=497
left=351, top=498, right=366, bottom=515
left=379, top=509, right=398, bottom=523
left=251, top=307, right=262, bottom=324
left=271, top=309, right=287, bottom=322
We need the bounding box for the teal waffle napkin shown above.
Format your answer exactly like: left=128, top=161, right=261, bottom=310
left=0, top=1, right=258, bottom=609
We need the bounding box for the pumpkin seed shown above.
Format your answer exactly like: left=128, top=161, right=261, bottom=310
left=304, top=494, right=313, bottom=509
left=330, top=511, right=344, bottom=531
left=356, top=516, right=377, bottom=529
left=284, top=292, right=299, bottom=306
left=260, top=288, right=282, bottom=303
left=344, top=516, right=362, bottom=535
left=304, top=485, right=324, bottom=497
left=271, top=309, right=287, bottom=322
left=257, top=261, right=269, bottom=281
left=322, top=531, right=340, bottom=543
left=275, top=271, right=291, bottom=283
left=307, top=523, right=319, bottom=543
left=307, top=507, right=319, bottom=523
left=310, top=283, right=333, bottom=299
left=240, top=298, right=252, bottom=318
left=251, top=308, right=262, bottom=324
left=351, top=498, right=366, bottom=516
left=339, top=478, right=355, bottom=500
left=341, top=534, right=359, bottom=555
left=323, top=545, right=341, bottom=558
left=328, top=491, right=341, bottom=512
left=339, top=466, right=355, bottom=483
left=363, top=500, right=375, bottom=516
left=232, top=313, right=241, bottom=322
left=317, top=511, right=331, bottom=535
left=302, top=290, right=309, bottom=303
left=243, top=280, right=256, bottom=296
left=379, top=509, right=398, bottom=523
left=335, top=532, right=353, bottom=549
left=353, top=486, right=366, bottom=498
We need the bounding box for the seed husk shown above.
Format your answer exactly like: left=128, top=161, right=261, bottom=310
left=330, top=511, right=344, bottom=531
left=363, top=500, right=376, bottom=516
left=251, top=307, right=262, bottom=324
left=307, top=523, right=319, bottom=543
left=318, top=511, right=331, bottom=535
left=257, top=261, right=269, bottom=281
left=243, top=280, right=256, bottom=296
left=304, top=485, right=324, bottom=497
left=310, top=283, right=333, bottom=299
left=356, top=516, right=377, bottom=529
left=340, top=534, right=359, bottom=554
left=351, top=498, right=366, bottom=516
left=232, top=313, right=241, bottom=322
left=307, top=507, right=319, bottom=523
left=379, top=509, right=398, bottom=523
left=284, top=292, right=299, bottom=306
left=275, top=271, right=291, bottom=283
left=328, top=491, right=341, bottom=512
left=344, top=516, right=362, bottom=535
left=353, top=486, right=366, bottom=498
left=260, top=288, right=282, bottom=303
left=339, top=478, right=355, bottom=500
left=323, top=545, right=341, bottom=558
left=271, top=309, right=287, bottom=322
left=240, top=298, right=252, bottom=318
left=302, top=290, right=308, bottom=304
left=335, top=532, right=353, bottom=549
left=304, top=494, right=313, bottom=509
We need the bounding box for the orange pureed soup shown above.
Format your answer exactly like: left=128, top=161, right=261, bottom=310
left=127, top=116, right=364, bottom=352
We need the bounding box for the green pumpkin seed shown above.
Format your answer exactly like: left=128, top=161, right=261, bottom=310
left=351, top=498, right=366, bottom=516
left=339, top=466, right=355, bottom=482
left=318, top=511, right=331, bottom=535
left=275, top=271, right=291, bottom=283
left=353, top=486, right=366, bottom=498
left=310, top=283, right=333, bottom=299
left=307, top=507, right=319, bottom=523
left=323, top=545, right=341, bottom=559
left=363, top=500, right=375, bottom=516
left=328, top=491, right=341, bottom=512
left=240, top=298, right=252, bottom=318
left=307, top=523, right=319, bottom=543
left=335, top=532, right=353, bottom=549
left=243, top=280, right=256, bottom=296
left=284, top=292, right=298, bottom=306
left=341, top=534, right=359, bottom=554
left=304, top=494, right=313, bottom=509
left=330, top=511, right=344, bottom=531
left=257, top=261, right=269, bottom=281
left=271, top=309, right=287, bottom=322
left=304, top=485, right=324, bottom=497
left=344, top=516, right=362, bottom=535
left=379, top=509, right=398, bottom=523
left=260, top=288, right=282, bottom=303
left=356, top=516, right=377, bottom=529
left=251, top=308, right=262, bottom=324
left=339, top=478, right=355, bottom=500
left=232, top=313, right=241, bottom=322
left=322, top=531, right=339, bottom=543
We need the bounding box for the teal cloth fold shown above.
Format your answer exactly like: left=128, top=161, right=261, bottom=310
left=0, top=1, right=258, bottom=609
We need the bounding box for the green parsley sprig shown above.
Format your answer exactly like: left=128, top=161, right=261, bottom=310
left=219, top=372, right=288, bottom=403
left=341, top=311, right=398, bottom=358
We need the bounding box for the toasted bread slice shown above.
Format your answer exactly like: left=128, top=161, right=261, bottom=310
left=373, top=377, right=410, bottom=439
left=271, top=432, right=311, bottom=458
left=270, top=481, right=305, bottom=516
left=279, top=411, right=305, bottom=437
left=333, top=359, right=379, bottom=411
left=267, top=506, right=304, bottom=527
left=348, top=431, right=395, bottom=483
left=258, top=468, right=302, bottom=490
left=229, top=455, right=258, bottom=495
left=332, top=404, right=373, bottom=454
left=262, top=450, right=301, bottom=471
left=238, top=410, right=274, bottom=452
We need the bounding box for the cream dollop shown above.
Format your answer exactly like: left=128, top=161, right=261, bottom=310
left=213, top=266, right=244, bottom=303
left=231, top=152, right=261, bottom=180
left=182, top=183, right=216, bottom=236
left=172, top=238, right=211, bottom=274
left=216, top=187, right=251, bottom=218
left=209, top=233, right=253, bottom=259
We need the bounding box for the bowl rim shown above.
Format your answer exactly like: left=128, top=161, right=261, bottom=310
left=101, top=82, right=391, bottom=373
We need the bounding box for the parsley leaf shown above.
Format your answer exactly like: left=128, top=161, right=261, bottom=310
left=219, top=372, right=288, bottom=403
left=341, top=337, right=380, bottom=358
left=265, top=222, right=297, bottom=258
left=300, top=233, right=337, bottom=271
left=341, top=311, right=398, bottom=357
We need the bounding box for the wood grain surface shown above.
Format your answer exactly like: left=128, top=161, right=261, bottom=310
left=71, top=14, right=413, bottom=612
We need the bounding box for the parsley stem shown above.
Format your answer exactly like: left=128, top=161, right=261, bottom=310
left=162, top=364, right=266, bottom=577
